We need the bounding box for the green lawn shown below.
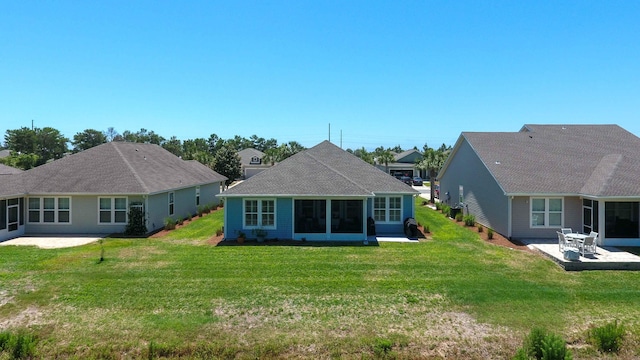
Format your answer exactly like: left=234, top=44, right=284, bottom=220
left=1, top=201, right=640, bottom=359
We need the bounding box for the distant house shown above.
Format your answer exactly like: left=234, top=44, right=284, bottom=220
left=377, top=149, right=423, bottom=178
left=0, top=149, right=11, bottom=159
left=238, top=148, right=271, bottom=179
left=0, top=142, right=226, bottom=243
left=218, top=141, right=419, bottom=242
left=438, top=124, right=640, bottom=246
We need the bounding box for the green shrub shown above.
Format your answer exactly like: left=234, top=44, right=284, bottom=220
left=590, top=320, right=625, bottom=353
left=423, top=225, right=430, bottom=233
left=216, top=228, right=223, bottom=237
left=487, top=228, right=494, bottom=240
left=187, top=213, right=192, bottom=221
left=441, top=204, right=450, bottom=216
left=435, top=202, right=442, bottom=210
left=177, top=218, right=184, bottom=226
left=455, top=213, right=463, bottom=222
left=125, top=206, right=148, bottom=236
left=540, top=333, right=572, bottom=360
left=515, top=328, right=572, bottom=360
left=0, top=331, right=38, bottom=359
left=463, top=214, right=476, bottom=226
left=373, top=338, right=393, bottom=356
left=197, top=205, right=204, bottom=217
left=477, top=225, right=483, bottom=233
left=164, top=217, right=177, bottom=230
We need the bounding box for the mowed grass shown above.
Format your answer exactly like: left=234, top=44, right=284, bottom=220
left=2, top=200, right=640, bottom=359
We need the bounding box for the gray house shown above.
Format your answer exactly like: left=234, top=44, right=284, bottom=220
left=0, top=142, right=227, bottom=243
left=238, top=148, right=271, bottom=179
left=438, top=124, right=640, bottom=246
left=377, top=149, right=423, bottom=178
left=219, top=141, right=419, bottom=242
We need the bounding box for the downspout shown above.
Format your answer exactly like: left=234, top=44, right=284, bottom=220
left=507, top=196, right=513, bottom=239
left=597, top=199, right=605, bottom=246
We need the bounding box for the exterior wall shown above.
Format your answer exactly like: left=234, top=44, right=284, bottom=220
left=0, top=196, right=25, bottom=242
left=511, top=196, right=582, bottom=240
left=440, top=139, right=510, bottom=237
left=223, top=197, right=293, bottom=240
left=147, top=193, right=168, bottom=232
left=370, top=194, right=415, bottom=235
left=200, top=182, right=223, bottom=207
left=244, top=167, right=268, bottom=179
left=26, top=195, right=144, bottom=235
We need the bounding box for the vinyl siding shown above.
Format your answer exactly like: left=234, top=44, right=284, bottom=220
left=440, top=138, right=510, bottom=237
left=511, top=196, right=582, bottom=240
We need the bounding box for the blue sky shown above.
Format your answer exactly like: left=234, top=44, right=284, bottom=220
left=2, top=1, right=639, bottom=151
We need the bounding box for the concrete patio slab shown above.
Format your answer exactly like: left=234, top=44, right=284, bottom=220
left=0, top=235, right=104, bottom=249
left=523, top=239, right=640, bottom=271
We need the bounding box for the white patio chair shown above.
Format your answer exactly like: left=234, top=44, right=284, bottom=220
left=557, top=231, right=565, bottom=252
left=561, top=228, right=572, bottom=235
left=558, top=232, right=577, bottom=251
left=589, top=231, right=599, bottom=244
left=579, top=236, right=597, bottom=256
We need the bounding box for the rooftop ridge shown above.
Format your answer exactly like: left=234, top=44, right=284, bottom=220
left=112, top=143, right=151, bottom=193
left=305, top=142, right=374, bottom=195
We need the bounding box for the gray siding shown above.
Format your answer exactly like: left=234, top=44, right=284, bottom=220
left=26, top=195, right=144, bottom=235
left=511, top=196, right=582, bottom=240
left=200, top=182, right=223, bottom=207
left=440, top=138, right=509, bottom=237
left=147, top=193, right=168, bottom=232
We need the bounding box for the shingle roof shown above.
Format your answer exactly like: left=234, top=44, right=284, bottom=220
left=0, top=164, right=23, bottom=175
left=221, top=140, right=418, bottom=197
left=0, top=142, right=226, bottom=196
left=455, top=124, right=640, bottom=196
left=393, top=149, right=421, bottom=162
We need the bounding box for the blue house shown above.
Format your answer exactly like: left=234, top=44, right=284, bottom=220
left=218, top=141, right=419, bottom=242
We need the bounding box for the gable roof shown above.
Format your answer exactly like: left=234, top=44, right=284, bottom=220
left=220, top=140, right=418, bottom=197
left=393, top=149, right=422, bottom=163
left=442, top=124, right=640, bottom=197
left=238, top=148, right=266, bottom=166
left=0, top=142, right=227, bottom=196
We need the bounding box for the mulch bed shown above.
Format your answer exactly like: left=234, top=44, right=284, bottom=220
left=155, top=205, right=534, bottom=254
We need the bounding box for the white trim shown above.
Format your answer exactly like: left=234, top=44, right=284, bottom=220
left=373, top=195, right=403, bottom=224
left=168, top=192, right=175, bottom=216
left=195, top=186, right=201, bottom=207
left=242, top=198, right=276, bottom=230
left=529, top=197, right=564, bottom=228
left=27, top=196, right=72, bottom=225
left=98, top=197, right=128, bottom=224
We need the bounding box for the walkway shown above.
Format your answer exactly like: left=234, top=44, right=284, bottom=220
left=0, top=235, right=103, bottom=249
left=523, top=239, right=640, bottom=271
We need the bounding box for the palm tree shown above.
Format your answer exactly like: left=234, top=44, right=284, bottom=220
left=417, top=148, right=448, bottom=203
left=374, top=147, right=395, bottom=174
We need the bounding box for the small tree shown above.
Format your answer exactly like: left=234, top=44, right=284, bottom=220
left=213, top=145, right=242, bottom=186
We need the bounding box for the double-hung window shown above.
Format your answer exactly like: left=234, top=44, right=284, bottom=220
left=168, top=192, right=175, bottom=216
left=28, top=197, right=71, bottom=224
left=243, top=199, right=275, bottom=228
left=531, top=197, right=563, bottom=228
left=99, top=197, right=127, bottom=224
left=195, top=186, right=200, bottom=206
left=373, top=196, right=402, bottom=223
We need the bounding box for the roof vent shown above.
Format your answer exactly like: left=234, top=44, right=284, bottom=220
left=562, top=126, right=567, bottom=130
left=495, top=161, right=501, bottom=165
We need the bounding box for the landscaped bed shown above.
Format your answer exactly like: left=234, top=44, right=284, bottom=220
left=1, top=198, right=640, bottom=359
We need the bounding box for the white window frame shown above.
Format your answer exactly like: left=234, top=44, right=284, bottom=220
left=168, top=192, right=175, bottom=216
left=195, top=186, right=200, bottom=206
left=530, top=197, right=563, bottom=228
left=243, top=198, right=276, bottom=229
left=373, top=196, right=403, bottom=224
left=27, top=197, right=72, bottom=224
left=98, top=197, right=128, bottom=224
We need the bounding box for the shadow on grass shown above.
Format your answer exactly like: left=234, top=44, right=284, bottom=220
left=216, top=238, right=380, bottom=247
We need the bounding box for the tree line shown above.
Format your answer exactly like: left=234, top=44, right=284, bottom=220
left=1, top=126, right=450, bottom=193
